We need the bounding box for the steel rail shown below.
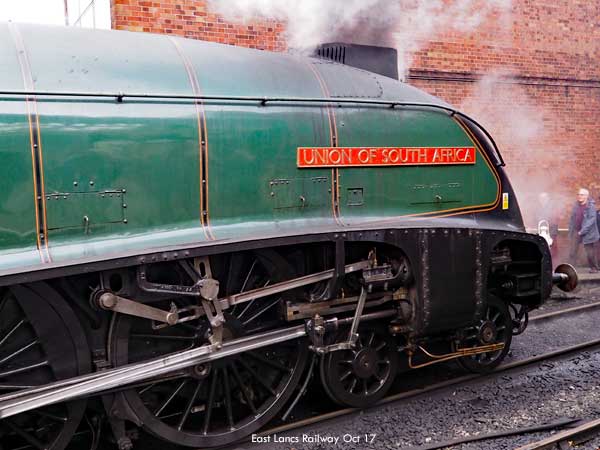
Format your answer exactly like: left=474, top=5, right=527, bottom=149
left=256, top=337, right=600, bottom=440
left=403, top=417, right=582, bottom=450
left=0, top=309, right=396, bottom=419
left=0, top=90, right=504, bottom=166
left=529, top=299, right=600, bottom=322
left=515, top=417, right=600, bottom=450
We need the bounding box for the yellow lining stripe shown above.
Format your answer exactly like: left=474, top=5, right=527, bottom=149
left=169, top=37, right=215, bottom=241
left=8, top=23, right=51, bottom=263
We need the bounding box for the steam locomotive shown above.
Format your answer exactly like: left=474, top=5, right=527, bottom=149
left=0, top=23, right=576, bottom=449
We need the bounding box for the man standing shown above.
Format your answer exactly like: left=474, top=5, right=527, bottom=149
left=569, top=188, right=600, bottom=272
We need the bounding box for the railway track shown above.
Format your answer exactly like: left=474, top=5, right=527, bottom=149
left=528, top=298, right=600, bottom=322
left=516, top=417, right=600, bottom=450
left=230, top=298, right=600, bottom=448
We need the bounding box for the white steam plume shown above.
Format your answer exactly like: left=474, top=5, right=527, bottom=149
left=460, top=70, right=575, bottom=232
left=206, top=0, right=512, bottom=78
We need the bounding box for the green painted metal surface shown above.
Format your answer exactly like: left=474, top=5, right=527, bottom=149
left=335, top=109, right=498, bottom=222
left=0, top=23, right=504, bottom=274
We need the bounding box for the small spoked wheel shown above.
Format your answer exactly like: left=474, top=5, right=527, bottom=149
left=320, top=327, right=398, bottom=408
left=456, top=296, right=512, bottom=373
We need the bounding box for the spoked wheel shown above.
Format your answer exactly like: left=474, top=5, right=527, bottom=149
left=456, top=295, right=512, bottom=373
left=320, top=327, right=398, bottom=408
left=110, top=251, right=309, bottom=448
left=0, top=283, right=89, bottom=450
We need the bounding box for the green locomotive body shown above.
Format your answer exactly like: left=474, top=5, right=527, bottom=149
left=0, top=23, right=567, bottom=449
left=2, top=23, right=500, bottom=272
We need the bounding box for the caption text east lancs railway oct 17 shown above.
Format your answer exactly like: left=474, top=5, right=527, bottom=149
left=251, top=432, right=378, bottom=446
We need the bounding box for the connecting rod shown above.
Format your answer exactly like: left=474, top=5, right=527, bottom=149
left=0, top=309, right=396, bottom=419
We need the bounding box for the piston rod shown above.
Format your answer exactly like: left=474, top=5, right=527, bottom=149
left=0, top=309, right=396, bottom=418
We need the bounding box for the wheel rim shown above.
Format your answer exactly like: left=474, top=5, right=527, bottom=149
left=320, top=328, right=397, bottom=408
left=110, top=252, right=308, bottom=448
left=0, top=284, right=89, bottom=450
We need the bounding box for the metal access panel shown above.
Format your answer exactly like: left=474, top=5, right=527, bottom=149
left=422, top=229, right=479, bottom=333
left=46, top=190, right=126, bottom=230
left=270, top=177, right=329, bottom=209
left=409, top=182, right=464, bottom=205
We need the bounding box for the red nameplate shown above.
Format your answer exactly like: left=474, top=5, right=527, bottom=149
left=297, top=147, right=476, bottom=168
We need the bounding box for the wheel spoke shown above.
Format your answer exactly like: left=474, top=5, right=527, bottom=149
left=154, top=379, right=188, bottom=417
left=3, top=419, right=45, bottom=450
left=338, top=359, right=354, bottom=365
left=348, top=378, right=358, bottom=393
left=178, top=380, right=203, bottom=431
left=236, top=280, right=271, bottom=320
left=238, top=358, right=277, bottom=396
left=368, top=331, right=375, bottom=347
left=362, top=380, right=368, bottom=395
left=340, top=370, right=352, bottom=381
left=139, top=382, right=158, bottom=395
left=0, top=361, right=48, bottom=380
left=375, top=341, right=387, bottom=351
left=356, top=336, right=363, bottom=350
left=0, top=319, right=26, bottom=348
left=231, top=361, right=257, bottom=414
left=241, top=297, right=280, bottom=326
left=0, top=339, right=39, bottom=367
left=240, top=260, right=257, bottom=294
left=492, top=312, right=501, bottom=323
left=32, top=409, right=69, bottom=423
left=202, top=370, right=219, bottom=435
left=223, top=366, right=235, bottom=430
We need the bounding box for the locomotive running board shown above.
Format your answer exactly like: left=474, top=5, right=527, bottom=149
left=0, top=310, right=396, bottom=419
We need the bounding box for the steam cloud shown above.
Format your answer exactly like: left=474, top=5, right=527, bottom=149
left=208, top=0, right=580, bottom=249
left=206, top=0, right=512, bottom=78
left=460, top=71, right=575, bottom=234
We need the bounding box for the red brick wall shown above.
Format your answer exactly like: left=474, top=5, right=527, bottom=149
left=111, top=0, right=600, bottom=229
left=111, top=0, right=286, bottom=51
left=408, top=1, right=600, bottom=229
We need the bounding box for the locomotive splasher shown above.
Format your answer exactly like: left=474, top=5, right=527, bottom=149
left=0, top=23, right=576, bottom=449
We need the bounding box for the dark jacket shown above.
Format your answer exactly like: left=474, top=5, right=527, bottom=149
left=569, top=199, right=600, bottom=244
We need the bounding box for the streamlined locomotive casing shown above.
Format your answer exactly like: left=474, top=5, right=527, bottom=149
left=0, top=23, right=551, bottom=335
left=0, top=23, right=559, bottom=449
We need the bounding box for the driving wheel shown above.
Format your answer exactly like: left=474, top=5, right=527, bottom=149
left=0, top=283, right=89, bottom=450
left=109, top=251, right=309, bottom=448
